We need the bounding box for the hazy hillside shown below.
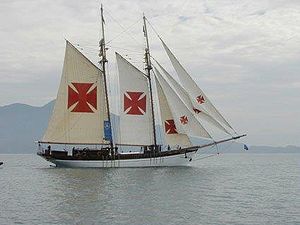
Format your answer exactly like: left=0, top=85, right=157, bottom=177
left=0, top=101, right=54, bottom=153
left=0, top=101, right=299, bottom=154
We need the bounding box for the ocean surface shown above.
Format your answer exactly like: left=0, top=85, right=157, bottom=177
left=0, top=153, right=299, bottom=225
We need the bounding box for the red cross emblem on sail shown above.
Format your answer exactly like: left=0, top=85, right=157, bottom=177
left=68, top=82, right=97, bottom=113
left=196, top=95, right=205, bottom=104
left=165, top=119, right=178, bottom=134
left=124, top=92, right=146, bottom=115
left=193, top=107, right=202, bottom=114
left=180, top=115, right=188, bottom=125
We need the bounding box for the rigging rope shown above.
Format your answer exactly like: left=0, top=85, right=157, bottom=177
left=106, top=18, right=142, bottom=45
left=145, top=18, right=161, bottom=39
left=193, top=145, right=217, bottom=161
left=106, top=45, right=144, bottom=54
left=192, top=138, right=237, bottom=161
left=105, top=8, right=144, bottom=47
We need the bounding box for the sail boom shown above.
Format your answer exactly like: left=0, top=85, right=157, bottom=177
left=38, top=141, right=110, bottom=145
left=115, top=143, right=154, bottom=147
left=184, top=134, right=247, bottom=151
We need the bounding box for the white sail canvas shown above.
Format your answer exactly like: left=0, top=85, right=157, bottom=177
left=42, top=41, right=107, bottom=144
left=155, top=76, right=191, bottom=148
left=154, top=62, right=231, bottom=135
left=116, top=53, right=154, bottom=146
left=161, top=40, right=235, bottom=133
left=154, top=68, right=212, bottom=139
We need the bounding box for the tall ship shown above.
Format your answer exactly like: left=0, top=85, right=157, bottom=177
left=37, top=5, right=245, bottom=167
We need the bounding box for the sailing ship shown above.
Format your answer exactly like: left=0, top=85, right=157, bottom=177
left=37, top=5, right=246, bottom=167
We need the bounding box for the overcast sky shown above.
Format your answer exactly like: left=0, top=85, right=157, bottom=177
left=1, top=0, right=300, bottom=146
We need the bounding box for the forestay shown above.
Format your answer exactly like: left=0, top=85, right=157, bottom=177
left=161, top=39, right=235, bottom=133
left=116, top=53, right=154, bottom=146
left=42, top=41, right=108, bottom=144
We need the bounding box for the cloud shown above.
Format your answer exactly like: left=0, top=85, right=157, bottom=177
left=0, top=0, right=299, bottom=146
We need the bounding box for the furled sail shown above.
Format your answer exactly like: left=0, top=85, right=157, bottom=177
left=154, top=61, right=231, bottom=135
left=154, top=67, right=212, bottom=139
left=161, top=39, right=235, bottom=133
left=42, top=41, right=108, bottom=144
left=155, top=76, right=191, bottom=148
left=116, top=53, right=154, bottom=146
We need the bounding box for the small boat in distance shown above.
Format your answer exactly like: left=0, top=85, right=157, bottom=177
left=0, top=162, right=3, bottom=166
left=37, top=5, right=245, bottom=168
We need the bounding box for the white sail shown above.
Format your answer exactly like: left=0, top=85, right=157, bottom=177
left=155, top=76, right=191, bottom=148
left=161, top=39, right=235, bottom=132
left=42, top=41, right=108, bottom=144
left=154, top=68, right=212, bottom=139
left=154, top=62, right=231, bottom=135
left=116, top=53, right=154, bottom=146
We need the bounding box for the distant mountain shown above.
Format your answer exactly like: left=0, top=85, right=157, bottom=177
left=0, top=101, right=54, bottom=153
left=198, top=141, right=300, bottom=154
left=243, top=145, right=300, bottom=153
left=0, top=101, right=299, bottom=154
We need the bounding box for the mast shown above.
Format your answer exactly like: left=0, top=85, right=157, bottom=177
left=143, top=14, right=157, bottom=146
left=100, top=4, right=113, bottom=148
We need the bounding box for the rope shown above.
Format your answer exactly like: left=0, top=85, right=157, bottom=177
left=106, top=18, right=141, bottom=45
left=106, top=45, right=144, bottom=54
left=193, top=144, right=218, bottom=161
left=105, top=8, right=144, bottom=47
left=145, top=18, right=161, bottom=39
left=193, top=139, right=236, bottom=161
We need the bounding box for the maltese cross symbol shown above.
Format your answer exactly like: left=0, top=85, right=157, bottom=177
left=196, top=95, right=205, bottom=104
left=124, top=91, right=146, bottom=115
left=68, top=82, right=97, bottom=113
left=193, top=107, right=202, bottom=114
left=180, top=115, right=188, bottom=125
left=165, top=119, right=178, bottom=134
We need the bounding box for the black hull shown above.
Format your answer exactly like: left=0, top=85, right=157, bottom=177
left=37, top=147, right=198, bottom=161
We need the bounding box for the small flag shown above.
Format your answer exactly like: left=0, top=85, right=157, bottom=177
left=104, top=121, right=112, bottom=141
left=243, top=144, right=249, bottom=151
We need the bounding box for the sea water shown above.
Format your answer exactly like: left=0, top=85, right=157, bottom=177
left=0, top=153, right=299, bottom=225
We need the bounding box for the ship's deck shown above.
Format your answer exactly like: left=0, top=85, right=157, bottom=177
left=37, top=147, right=198, bottom=161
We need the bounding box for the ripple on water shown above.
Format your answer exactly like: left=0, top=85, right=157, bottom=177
left=0, top=153, right=299, bottom=225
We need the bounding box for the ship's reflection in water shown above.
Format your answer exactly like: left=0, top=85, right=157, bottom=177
left=41, top=165, right=207, bottom=224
